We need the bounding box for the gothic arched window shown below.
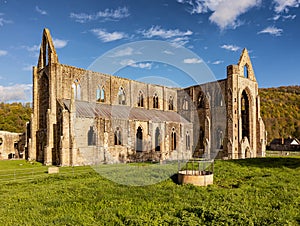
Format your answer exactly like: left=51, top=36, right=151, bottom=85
left=171, top=128, right=176, bottom=150
left=114, top=127, right=122, bottom=145
left=155, top=127, right=160, bottom=151
left=96, top=85, right=105, bottom=102
left=153, top=93, right=159, bottom=108
left=168, top=96, right=174, bottom=110
left=72, top=79, right=81, bottom=100
left=186, top=131, right=190, bottom=150
left=118, top=87, right=126, bottom=105
left=138, top=90, right=144, bottom=107
left=183, top=96, right=189, bottom=110
left=136, top=126, right=143, bottom=152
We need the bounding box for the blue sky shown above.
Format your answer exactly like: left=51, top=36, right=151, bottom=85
left=0, top=0, right=299, bottom=102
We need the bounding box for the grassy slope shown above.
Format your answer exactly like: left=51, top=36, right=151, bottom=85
left=0, top=158, right=299, bottom=225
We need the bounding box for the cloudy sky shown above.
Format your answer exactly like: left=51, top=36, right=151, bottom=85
left=0, top=0, right=299, bottom=102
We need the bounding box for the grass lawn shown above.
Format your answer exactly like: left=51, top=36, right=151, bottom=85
left=0, top=157, right=300, bottom=225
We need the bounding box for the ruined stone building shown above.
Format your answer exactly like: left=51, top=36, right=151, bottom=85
left=0, top=131, right=25, bottom=159
left=25, top=29, right=266, bottom=166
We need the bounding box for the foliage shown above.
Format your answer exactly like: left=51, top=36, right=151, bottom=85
left=0, top=158, right=300, bottom=225
left=0, top=102, right=31, bottom=133
left=259, top=86, right=300, bottom=144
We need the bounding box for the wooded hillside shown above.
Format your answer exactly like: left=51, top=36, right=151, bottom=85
left=259, top=86, right=300, bottom=144
left=0, top=102, right=31, bottom=133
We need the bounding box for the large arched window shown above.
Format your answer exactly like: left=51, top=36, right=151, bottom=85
left=72, top=79, right=81, bottom=100
left=118, top=87, right=126, bottom=105
left=171, top=128, right=176, bottom=150
left=241, top=90, right=250, bottom=141
left=136, top=126, right=143, bottom=152
left=155, top=127, right=160, bottom=151
left=96, top=85, right=105, bottom=102
left=186, top=131, right=190, bottom=150
left=114, top=127, right=122, bottom=145
left=153, top=93, right=159, bottom=108
left=168, top=96, right=174, bottom=110
left=137, top=90, right=144, bottom=107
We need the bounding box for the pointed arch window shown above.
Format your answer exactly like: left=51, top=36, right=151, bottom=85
left=114, top=127, right=122, bottom=145
left=186, top=131, right=190, bottom=150
left=153, top=93, right=159, bottom=108
left=171, top=128, right=176, bottom=151
left=72, top=79, right=81, bottom=100
left=88, top=126, right=96, bottom=146
left=155, top=127, right=160, bottom=151
left=183, top=96, right=189, bottom=110
left=137, top=90, right=144, bottom=107
left=136, top=126, right=143, bottom=152
left=118, top=87, right=126, bottom=105
left=244, top=65, right=249, bottom=78
left=168, top=96, right=174, bottom=110
left=96, top=85, right=105, bottom=102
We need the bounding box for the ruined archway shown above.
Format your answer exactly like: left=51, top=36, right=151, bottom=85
left=241, top=90, right=250, bottom=143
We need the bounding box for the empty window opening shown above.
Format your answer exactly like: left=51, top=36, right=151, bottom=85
left=171, top=128, right=176, bottom=150
left=155, top=127, right=160, bottom=151
left=186, top=132, right=190, bottom=150
left=136, top=126, right=143, bottom=152
left=88, top=126, right=96, bottom=146
left=168, top=96, right=174, bottom=110
left=138, top=91, right=144, bottom=107
left=153, top=93, right=159, bottom=108
left=241, top=90, right=250, bottom=142
left=114, top=127, right=122, bottom=145
left=118, top=87, right=126, bottom=105
left=96, top=86, right=105, bottom=102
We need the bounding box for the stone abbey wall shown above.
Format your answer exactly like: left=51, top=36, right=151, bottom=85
left=25, top=29, right=266, bottom=166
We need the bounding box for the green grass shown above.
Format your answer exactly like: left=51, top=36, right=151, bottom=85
left=0, top=157, right=300, bottom=225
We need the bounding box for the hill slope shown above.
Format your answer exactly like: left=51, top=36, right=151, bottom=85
left=259, top=86, right=300, bottom=144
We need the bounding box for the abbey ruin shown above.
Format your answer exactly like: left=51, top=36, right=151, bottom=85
left=25, top=29, right=266, bottom=166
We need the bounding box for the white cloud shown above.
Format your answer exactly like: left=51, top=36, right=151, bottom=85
left=22, top=65, right=34, bottom=71
left=274, top=0, right=300, bottom=13
left=141, top=26, right=192, bottom=39
left=120, top=59, right=152, bottom=69
left=183, top=58, right=203, bottom=64
left=91, top=29, right=126, bottom=42
left=0, top=17, right=12, bottom=26
left=24, top=45, right=40, bottom=52
left=212, top=60, right=224, bottom=65
left=110, top=47, right=134, bottom=57
left=0, top=50, right=7, bottom=56
left=70, top=7, right=130, bottom=23
left=35, top=6, right=47, bottom=15
left=0, top=84, right=32, bottom=102
left=163, top=50, right=174, bottom=55
left=221, top=44, right=241, bottom=52
left=257, top=26, right=283, bottom=36
left=178, top=0, right=261, bottom=30
left=53, top=38, right=68, bottom=48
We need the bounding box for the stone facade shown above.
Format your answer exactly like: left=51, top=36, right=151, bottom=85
left=25, top=29, right=266, bottom=166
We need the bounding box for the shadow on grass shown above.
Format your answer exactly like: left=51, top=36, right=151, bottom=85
left=230, top=157, right=300, bottom=169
